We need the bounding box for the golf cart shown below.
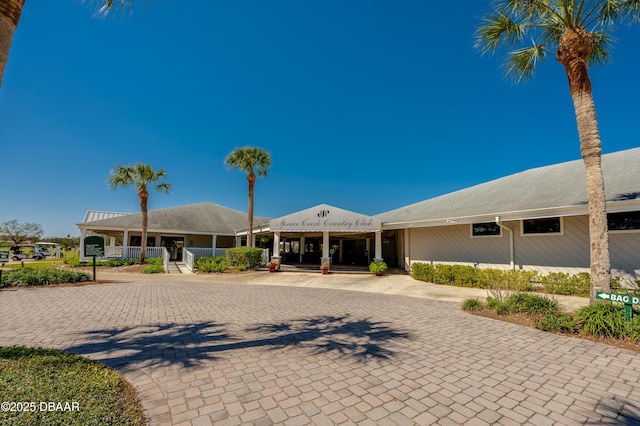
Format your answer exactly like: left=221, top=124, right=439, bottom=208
left=10, top=246, right=28, bottom=261
left=33, top=242, right=61, bottom=260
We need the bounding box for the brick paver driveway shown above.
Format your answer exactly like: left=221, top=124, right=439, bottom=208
left=1, top=279, right=639, bottom=425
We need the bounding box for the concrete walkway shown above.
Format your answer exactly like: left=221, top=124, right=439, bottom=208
left=1, top=271, right=638, bottom=425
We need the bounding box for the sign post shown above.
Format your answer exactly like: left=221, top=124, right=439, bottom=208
left=83, top=236, right=105, bottom=281
left=596, top=292, right=640, bottom=321
left=0, top=250, right=8, bottom=283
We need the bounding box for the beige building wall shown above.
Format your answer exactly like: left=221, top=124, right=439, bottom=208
left=407, top=215, right=640, bottom=281
left=186, top=234, right=213, bottom=248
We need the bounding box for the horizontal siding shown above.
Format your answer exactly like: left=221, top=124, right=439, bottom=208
left=408, top=215, right=640, bottom=281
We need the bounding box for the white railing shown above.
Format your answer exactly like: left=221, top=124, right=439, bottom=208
left=184, top=249, right=195, bottom=272
left=163, top=247, right=170, bottom=273
left=215, top=248, right=227, bottom=258
left=96, top=246, right=165, bottom=261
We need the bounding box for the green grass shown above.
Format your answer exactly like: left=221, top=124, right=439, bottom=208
left=0, top=346, right=145, bottom=426
left=2, top=259, right=66, bottom=269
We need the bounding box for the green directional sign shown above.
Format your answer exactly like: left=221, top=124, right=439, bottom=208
left=596, top=292, right=640, bottom=305
left=0, top=250, right=9, bottom=264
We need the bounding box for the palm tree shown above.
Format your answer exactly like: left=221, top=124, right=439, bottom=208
left=0, top=0, right=25, bottom=88
left=476, top=0, right=640, bottom=304
left=0, top=0, right=132, bottom=88
left=108, top=163, right=171, bottom=264
left=225, top=147, right=272, bottom=247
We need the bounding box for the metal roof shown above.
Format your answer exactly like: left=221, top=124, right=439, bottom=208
left=375, top=147, right=640, bottom=226
left=83, top=210, right=131, bottom=223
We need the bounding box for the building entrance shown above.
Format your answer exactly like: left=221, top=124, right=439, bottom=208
left=161, top=236, right=184, bottom=261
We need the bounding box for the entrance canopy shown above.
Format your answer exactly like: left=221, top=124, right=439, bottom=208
left=269, top=204, right=381, bottom=232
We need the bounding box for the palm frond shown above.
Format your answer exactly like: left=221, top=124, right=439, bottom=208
left=503, top=43, right=548, bottom=81
left=621, top=0, right=640, bottom=22
left=588, top=30, right=615, bottom=65
left=475, top=10, right=525, bottom=54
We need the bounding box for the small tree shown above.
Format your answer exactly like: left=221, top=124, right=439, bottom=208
left=0, top=220, right=44, bottom=245
left=108, top=163, right=171, bottom=264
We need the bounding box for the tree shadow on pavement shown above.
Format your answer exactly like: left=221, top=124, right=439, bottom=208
left=63, top=315, right=412, bottom=370
left=585, top=396, right=640, bottom=425
left=246, top=314, right=412, bottom=361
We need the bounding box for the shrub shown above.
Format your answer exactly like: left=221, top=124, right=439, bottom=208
left=461, top=298, right=484, bottom=311
left=142, top=264, right=164, bottom=274
left=627, top=316, right=640, bottom=342
left=504, top=293, right=558, bottom=315
left=226, top=247, right=264, bottom=269
left=235, top=264, right=247, bottom=272
left=100, top=258, right=138, bottom=267
left=1, top=268, right=89, bottom=287
left=504, top=270, right=538, bottom=292
left=411, top=262, right=435, bottom=282
left=486, top=296, right=501, bottom=310
left=63, top=256, right=81, bottom=267
left=533, top=310, right=576, bottom=333
left=452, top=265, right=478, bottom=287
left=541, top=272, right=590, bottom=297
left=575, top=303, right=628, bottom=339
left=195, top=256, right=230, bottom=273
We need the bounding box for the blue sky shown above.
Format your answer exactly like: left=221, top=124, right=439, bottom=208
left=1, top=0, right=639, bottom=237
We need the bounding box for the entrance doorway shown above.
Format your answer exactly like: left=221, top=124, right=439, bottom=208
left=341, top=239, right=369, bottom=266
left=161, top=236, right=184, bottom=261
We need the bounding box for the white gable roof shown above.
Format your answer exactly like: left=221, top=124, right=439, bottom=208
left=270, top=204, right=381, bottom=232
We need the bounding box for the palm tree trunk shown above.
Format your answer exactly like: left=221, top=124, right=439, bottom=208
left=139, top=188, right=148, bottom=264
left=558, top=29, right=611, bottom=304
left=247, top=173, right=255, bottom=247
left=0, top=0, right=25, bottom=88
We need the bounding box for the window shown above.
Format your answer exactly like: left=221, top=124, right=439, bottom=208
left=471, top=222, right=502, bottom=237
left=522, top=218, right=562, bottom=235
left=608, top=211, right=640, bottom=231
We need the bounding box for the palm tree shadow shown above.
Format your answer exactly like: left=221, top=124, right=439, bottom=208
left=63, top=315, right=412, bottom=370
left=246, top=314, right=412, bottom=361
left=64, top=322, right=233, bottom=371
left=584, top=396, right=640, bottom=425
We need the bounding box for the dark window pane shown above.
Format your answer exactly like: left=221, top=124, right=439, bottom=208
left=472, top=222, right=501, bottom=236
left=523, top=218, right=561, bottom=234
left=608, top=211, right=640, bottom=231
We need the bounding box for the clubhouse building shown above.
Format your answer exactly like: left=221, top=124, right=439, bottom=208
left=78, top=148, right=640, bottom=281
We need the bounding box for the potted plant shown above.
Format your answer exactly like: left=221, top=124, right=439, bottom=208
left=269, top=261, right=278, bottom=272
left=320, top=259, right=330, bottom=274
left=369, top=261, right=388, bottom=276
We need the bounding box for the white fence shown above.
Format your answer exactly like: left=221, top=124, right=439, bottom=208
left=183, top=248, right=228, bottom=272
left=183, top=248, right=268, bottom=272
left=95, top=246, right=165, bottom=260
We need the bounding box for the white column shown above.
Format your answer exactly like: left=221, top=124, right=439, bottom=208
left=271, top=232, right=281, bottom=268
left=123, top=229, right=129, bottom=260
left=374, top=231, right=383, bottom=262
left=339, top=239, right=344, bottom=263
left=80, top=229, right=87, bottom=260
left=321, top=231, right=330, bottom=269
left=404, top=228, right=411, bottom=272
left=212, top=234, right=217, bottom=249
left=300, top=236, right=305, bottom=263
left=251, top=234, right=256, bottom=247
